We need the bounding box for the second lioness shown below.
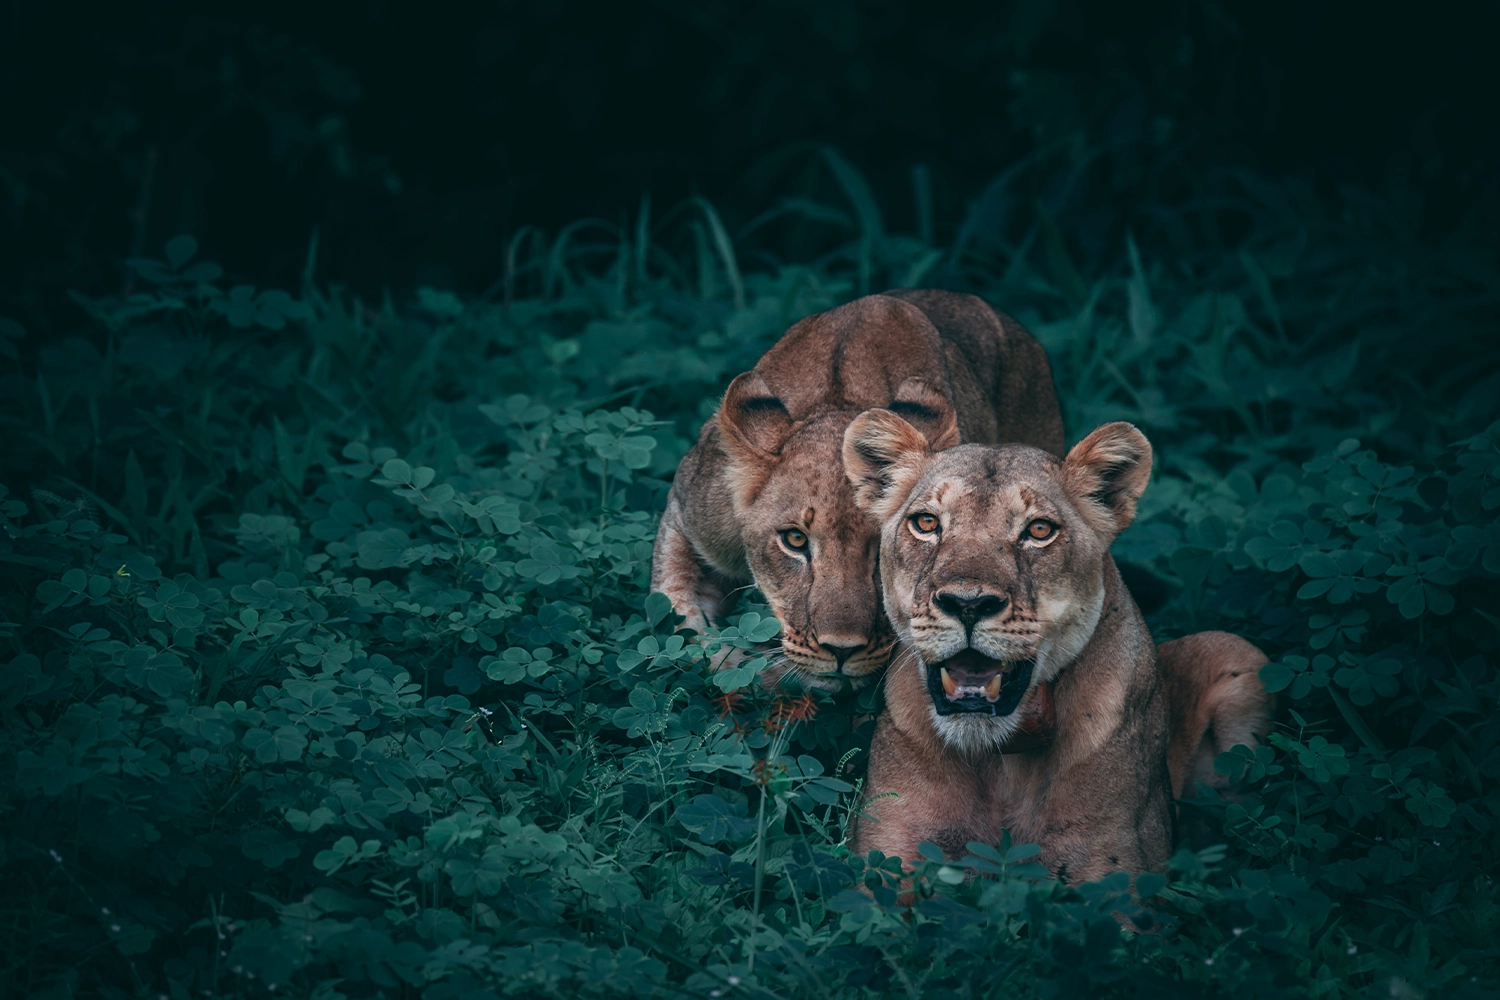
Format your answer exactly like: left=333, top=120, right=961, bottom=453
left=651, top=290, right=1064, bottom=690
left=843, top=413, right=1271, bottom=882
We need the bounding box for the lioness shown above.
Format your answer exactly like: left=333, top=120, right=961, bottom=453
left=651, top=290, right=1065, bottom=690
left=842, top=412, right=1271, bottom=882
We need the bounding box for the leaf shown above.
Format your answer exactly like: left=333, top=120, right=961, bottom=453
left=107, top=920, right=157, bottom=956
left=1259, top=660, right=1295, bottom=694
left=714, top=656, right=764, bottom=692
left=356, top=528, right=411, bottom=570
left=675, top=795, right=756, bottom=844
left=418, top=286, right=465, bottom=317
left=381, top=458, right=413, bottom=485
left=1405, top=783, right=1456, bottom=827
left=164, top=234, right=198, bottom=269
left=644, top=591, right=674, bottom=628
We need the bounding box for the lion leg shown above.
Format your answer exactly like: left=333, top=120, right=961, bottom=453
left=650, top=501, right=731, bottom=632
left=850, top=722, right=978, bottom=873
left=1157, top=632, right=1274, bottom=800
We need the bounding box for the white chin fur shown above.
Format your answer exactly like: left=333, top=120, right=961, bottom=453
left=927, top=694, right=1026, bottom=754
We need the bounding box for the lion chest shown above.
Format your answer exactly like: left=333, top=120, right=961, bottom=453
left=913, top=754, right=1055, bottom=856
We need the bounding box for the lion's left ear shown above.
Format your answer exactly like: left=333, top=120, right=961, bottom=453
left=1062, top=422, right=1153, bottom=538
left=843, top=409, right=932, bottom=524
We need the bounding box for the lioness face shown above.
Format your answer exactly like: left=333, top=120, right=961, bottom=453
left=735, top=413, right=896, bottom=689
left=716, top=371, right=962, bottom=692
left=845, top=414, right=1152, bottom=752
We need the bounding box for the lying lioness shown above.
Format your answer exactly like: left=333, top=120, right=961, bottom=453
left=842, top=412, right=1271, bottom=882
left=651, top=290, right=1065, bottom=689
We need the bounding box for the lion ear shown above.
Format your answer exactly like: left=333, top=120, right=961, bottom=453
left=1062, top=422, right=1153, bottom=538
left=718, top=372, right=793, bottom=464
left=843, top=409, right=933, bottom=523
left=889, top=377, right=959, bottom=451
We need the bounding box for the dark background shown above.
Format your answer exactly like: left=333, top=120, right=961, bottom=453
left=3, top=0, right=1497, bottom=329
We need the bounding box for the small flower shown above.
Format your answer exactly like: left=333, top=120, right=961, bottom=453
left=1204, top=958, right=1214, bottom=966
left=101, top=907, right=111, bottom=916
left=710, top=690, right=746, bottom=719
left=750, top=758, right=786, bottom=787
left=111, top=924, right=122, bottom=932
left=727, top=976, right=741, bottom=986
left=1348, top=945, right=1358, bottom=955
left=769, top=692, right=818, bottom=726
left=49, top=849, right=63, bottom=863
left=1231, top=927, right=1242, bottom=936
left=710, top=992, right=722, bottom=998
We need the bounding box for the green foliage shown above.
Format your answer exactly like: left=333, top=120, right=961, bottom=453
left=1, top=153, right=1497, bottom=999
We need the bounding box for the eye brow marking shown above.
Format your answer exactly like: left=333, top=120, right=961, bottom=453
left=803, top=507, right=815, bottom=527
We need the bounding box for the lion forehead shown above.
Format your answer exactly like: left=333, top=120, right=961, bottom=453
left=906, top=449, right=1067, bottom=525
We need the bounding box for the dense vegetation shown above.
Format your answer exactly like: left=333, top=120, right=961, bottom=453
left=2, top=129, right=1497, bottom=998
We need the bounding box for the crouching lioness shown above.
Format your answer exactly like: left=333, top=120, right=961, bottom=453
left=843, top=412, right=1270, bottom=883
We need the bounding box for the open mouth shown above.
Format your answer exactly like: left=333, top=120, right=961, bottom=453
left=925, top=648, right=1035, bottom=717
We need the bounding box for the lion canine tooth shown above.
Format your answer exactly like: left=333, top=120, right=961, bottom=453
left=940, top=666, right=957, bottom=698
left=983, top=674, right=1002, bottom=702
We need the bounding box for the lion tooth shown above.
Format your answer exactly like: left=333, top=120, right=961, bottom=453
left=983, top=674, right=1002, bottom=702
left=940, top=666, right=957, bottom=698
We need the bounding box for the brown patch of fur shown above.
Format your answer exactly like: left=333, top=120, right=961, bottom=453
left=651, top=291, right=1064, bottom=690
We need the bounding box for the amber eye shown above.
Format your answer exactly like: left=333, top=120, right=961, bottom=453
left=1026, top=520, right=1057, bottom=541
left=910, top=513, right=940, bottom=534
left=780, top=529, right=808, bottom=551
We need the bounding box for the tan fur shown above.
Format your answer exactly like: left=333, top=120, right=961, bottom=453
left=651, top=290, right=1064, bottom=690
left=1158, top=632, right=1274, bottom=798
left=846, top=421, right=1175, bottom=882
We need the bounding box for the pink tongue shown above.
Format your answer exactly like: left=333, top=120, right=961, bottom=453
left=942, top=648, right=1002, bottom=682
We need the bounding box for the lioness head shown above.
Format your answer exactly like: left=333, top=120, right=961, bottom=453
left=843, top=413, right=1152, bottom=751
left=716, top=372, right=961, bottom=690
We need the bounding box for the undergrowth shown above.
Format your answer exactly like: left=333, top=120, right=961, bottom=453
left=1, top=147, right=1498, bottom=999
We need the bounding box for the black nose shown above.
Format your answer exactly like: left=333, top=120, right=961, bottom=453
left=935, top=592, right=1008, bottom=628
left=821, top=643, right=865, bottom=667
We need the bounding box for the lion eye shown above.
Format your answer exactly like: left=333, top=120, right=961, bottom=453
left=780, top=529, right=808, bottom=551
left=1026, top=520, right=1057, bottom=541
left=910, top=513, right=940, bottom=534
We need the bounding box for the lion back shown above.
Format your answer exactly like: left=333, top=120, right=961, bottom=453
left=754, top=290, right=1065, bottom=455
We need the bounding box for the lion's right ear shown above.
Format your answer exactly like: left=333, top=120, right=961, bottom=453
left=718, top=372, right=793, bottom=464
left=843, top=409, right=932, bottom=523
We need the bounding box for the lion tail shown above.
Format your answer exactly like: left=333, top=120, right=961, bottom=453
left=1156, top=631, right=1274, bottom=800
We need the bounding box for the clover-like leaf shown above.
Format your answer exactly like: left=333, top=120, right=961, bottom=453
left=356, top=528, right=411, bottom=570
left=1294, top=735, right=1350, bottom=783
left=674, top=794, right=757, bottom=844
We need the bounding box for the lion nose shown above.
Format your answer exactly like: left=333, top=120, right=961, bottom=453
left=820, top=643, right=865, bottom=668
left=935, top=592, right=1008, bottom=629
